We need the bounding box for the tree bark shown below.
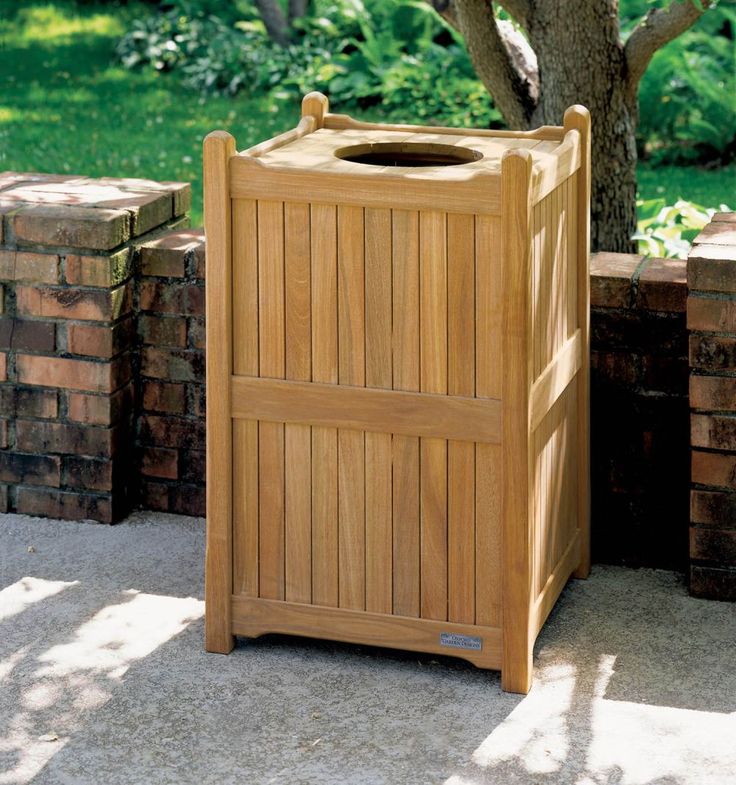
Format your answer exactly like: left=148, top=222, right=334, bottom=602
left=288, top=0, right=310, bottom=25
left=447, top=0, right=709, bottom=252
left=255, top=0, right=290, bottom=47
left=526, top=1, right=638, bottom=251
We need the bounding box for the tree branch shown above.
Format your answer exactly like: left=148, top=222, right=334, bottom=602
left=428, top=0, right=460, bottom=30
left=453, top=0, right=537, bottom=128
left=625, top=0, right=713, bottom=90
left=428, top=0, right=530, bottom=31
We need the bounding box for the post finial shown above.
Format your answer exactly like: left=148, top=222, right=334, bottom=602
left=301, top=92, right=329, bottom=129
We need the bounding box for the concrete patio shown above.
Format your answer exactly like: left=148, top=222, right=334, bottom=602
left=1, top=511, right=734, bottom=785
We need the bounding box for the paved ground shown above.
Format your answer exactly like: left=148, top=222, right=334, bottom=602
left=1, top=511, right=734, bottom=785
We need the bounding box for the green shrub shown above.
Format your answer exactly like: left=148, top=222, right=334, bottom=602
left=634, top=197, right=732, bottom=258
left=621, top=0, right=735, bottom=164
left=116, top=0, right=495, bottom=126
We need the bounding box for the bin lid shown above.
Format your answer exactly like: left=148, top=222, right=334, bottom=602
left=249, top=127, right=562, bottom=182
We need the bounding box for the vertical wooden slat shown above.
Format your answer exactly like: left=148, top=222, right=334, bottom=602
left=553, top=185, right=564, bottom=357
left=233, top=200, right=259, bottom=377
left=392, top=209, right=420, bottom=618
left=564, top=106, right=591, bottom=580
left=311, top=203, right=339, bottom=607
left=538, top=195, right=547, bottom=374
left=232, top=199, right=259, bottom=598
left=532, top=424, right=541, bottom=597
left=419, top=210, right=448, bottom=622
left=233, top=421, right=259, bottom=596
left=337, top=204, right=365, bottom=610
left=447, top=213, right=475, bottom=624
left=365, top=207, right=393, bottom=614
left=501, top=149, right=534, bottom=694
left=475, top=214, right=502, bottom=628
left=285, top=202, right=312, bottom=604
left=531, top=202, right=541, bottom=379
left=258, top=200, right=285, bottom=601
left=566, top=177, right=578, bottom=340
left=204, top=130, right=236, bottom=653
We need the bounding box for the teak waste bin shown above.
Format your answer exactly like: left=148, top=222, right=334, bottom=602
left=204, top=91, right=591, bottom=693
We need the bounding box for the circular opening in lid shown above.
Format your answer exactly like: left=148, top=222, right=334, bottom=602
left=335, top=142, right=482, bottom=168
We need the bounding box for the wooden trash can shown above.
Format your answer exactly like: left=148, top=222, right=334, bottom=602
left=204, top=91, right=591, bottom=694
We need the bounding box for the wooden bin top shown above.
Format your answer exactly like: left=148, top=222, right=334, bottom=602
left=227, top=92, right=584, bottom=214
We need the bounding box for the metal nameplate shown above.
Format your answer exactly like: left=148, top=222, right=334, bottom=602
left=440, top=632, right=482, bottom=651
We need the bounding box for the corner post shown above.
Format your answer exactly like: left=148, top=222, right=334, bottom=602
left=501, top=148, right=534, bottom=694
left=301, top=91, right=329, bottom=129
left=564, top=105, right=592, bottom=579
left=204, top=130, right=236, bottom=653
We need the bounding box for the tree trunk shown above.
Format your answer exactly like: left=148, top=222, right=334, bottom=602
left=255, top=0, right=290, bottom=47
left=526, top=2, right=638, bottom=252
left=288, top=0, right=310, bottom=24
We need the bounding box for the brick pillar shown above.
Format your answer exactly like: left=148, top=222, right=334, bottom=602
left=0, top=172, right=189, bottom=523
left=136, top=229, right=206, bottom=516
left=688, top=212, right=736, bottom=600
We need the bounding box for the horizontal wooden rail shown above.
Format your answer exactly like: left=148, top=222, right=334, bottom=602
left=229, top=157, right=501, bottom=214
left=230, top=376, right=502, bottom=443
left=231, top=596, right=503, bottom=670
left=530, top=130, right=581, bottom=204
left=529, top=329, right=582, bottom=432
left=325, top=113, right=565, bottom=142
left=242, top=116, right=315, bottom=158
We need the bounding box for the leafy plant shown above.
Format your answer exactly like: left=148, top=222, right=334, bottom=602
left=621, top=0, right=735, bottom=164
left=116, top=0, right=495, bottom=126
left=634, top=197, right=732, bottom=258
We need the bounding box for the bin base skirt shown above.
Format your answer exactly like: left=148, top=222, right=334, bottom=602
left=231, top=596, right=503, bottom=671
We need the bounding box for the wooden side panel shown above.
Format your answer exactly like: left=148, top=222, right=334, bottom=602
left=447, top=213, right=475, bottom=625
left=310, top=204, right=339, bottom=607
left=475, top=214, right=503, bottom=628
left=257, top=200, right=285, bottom=601
left=284, top=203, right=312, bottom=604
left=337, top=205, right=365, bottom=610
left=419, top=210, right=448, bottom=622
left=232, top=199, right=259, bottom=598
left=365, top=208, right=393, bottom=614
left=391, top=209, right=420, bottom=618
left=528, top=179, right=583, bottom=599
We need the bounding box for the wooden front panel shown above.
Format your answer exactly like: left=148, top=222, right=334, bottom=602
left=530, top=177, right=581, bottom=598
left=231, top=200, right=503, bottom=625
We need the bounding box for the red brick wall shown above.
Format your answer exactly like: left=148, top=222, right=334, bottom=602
left=589, top=253, right=689, bottom=569
left=688, top=214, right=736, bottom=601
left=0, top=173, right=189, bottom=522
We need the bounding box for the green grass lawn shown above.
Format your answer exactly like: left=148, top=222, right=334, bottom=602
left=0, top=1, right=298, bottom=227
left=0, top=0, right=732, bottom=227
left=638, top=162, right=734, bottom=211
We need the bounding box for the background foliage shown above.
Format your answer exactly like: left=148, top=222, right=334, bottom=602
left=0, top=0, right=732, bottom=250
